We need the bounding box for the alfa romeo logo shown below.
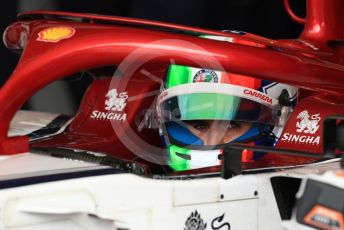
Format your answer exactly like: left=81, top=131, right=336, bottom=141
left=193, top=69, right=218, bottom=83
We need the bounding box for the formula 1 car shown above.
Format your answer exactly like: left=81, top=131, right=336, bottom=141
left=0, top=0, right=343, bottom=229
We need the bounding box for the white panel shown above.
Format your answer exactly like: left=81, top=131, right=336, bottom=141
left=219, top=174, right=259, bottom=201
left=257, top=175, right=283, bottom=230
left=0, top=153, right=108, bottom=179
left=9, top=220, right=83, bottom=230
left=0, top=172, right=294, bottom=230
left=17, top=191, right=95, bottom=215
left=173, top=178, right=219, bottom=206
left=9, top=215, right=116, bottom=230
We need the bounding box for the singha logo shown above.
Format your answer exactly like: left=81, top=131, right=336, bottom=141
left=184, top=210, right=207, bottom=230
left=296, top=110, right=321, bottom=134
left=105, top=89, right=128, bottom=111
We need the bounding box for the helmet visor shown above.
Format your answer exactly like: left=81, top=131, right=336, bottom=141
left=157, top=83, right=278, bottom=147
left=158, top=93, right=275, bottom=125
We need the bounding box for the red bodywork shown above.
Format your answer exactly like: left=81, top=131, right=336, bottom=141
left=0, top=0, right=343, bottom=171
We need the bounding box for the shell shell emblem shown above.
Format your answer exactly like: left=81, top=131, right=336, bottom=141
left=37, top=27, right=76, bottom=43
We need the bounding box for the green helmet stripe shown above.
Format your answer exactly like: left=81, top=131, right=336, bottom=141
left=166, top=65, right=192, bottom=89
left=168, top=145, right=191, bottom=171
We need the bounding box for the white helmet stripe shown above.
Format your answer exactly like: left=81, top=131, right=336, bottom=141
left=157, top=83, right=279, bottom=107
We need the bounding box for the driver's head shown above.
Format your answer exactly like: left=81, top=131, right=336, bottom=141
left=157, top=65, right=298, bottom=171
left=184, top=120, right=252, bottom=145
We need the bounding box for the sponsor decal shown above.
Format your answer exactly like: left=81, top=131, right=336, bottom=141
left=184, top=211, right=230, bottom=230
left=90, top=89, right=128, bottom=122
left=193, top=69, right=218, bottom=83
left=105, top=89, right=128, bottom=112
left=211, top=214, right=230, bottom=230
left=37, top=26, right=75, bottom=43
left=280, top=133, right=320, bottom=145
left=243, top=89, right=273, bottom=104
left=304, top=205, right=343, bottom=229
left=296, top=110, right=321, bottom=134
left=184, top=210, right=207, bottom=230
left=281, top=110, right=321, bottom=145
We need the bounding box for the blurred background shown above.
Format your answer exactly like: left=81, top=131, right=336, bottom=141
left=0, top=0, right=305, bottom=115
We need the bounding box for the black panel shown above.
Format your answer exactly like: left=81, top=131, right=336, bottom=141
left=0, top=1, right=18, bottom=86
left=271, top=176, right=302, bottom=220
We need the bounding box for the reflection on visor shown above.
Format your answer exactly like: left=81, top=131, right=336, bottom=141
left=159, top=93, right=276, bottom=124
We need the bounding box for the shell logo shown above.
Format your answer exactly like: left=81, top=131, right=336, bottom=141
left=37, top=27, right=76, bottom=43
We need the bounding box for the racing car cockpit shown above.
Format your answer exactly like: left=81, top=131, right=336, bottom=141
left=0, top=5, right=343, bottom=178
left=6, top=58, right=343, bottom=177
left=0, top=2, right=343, bottom=229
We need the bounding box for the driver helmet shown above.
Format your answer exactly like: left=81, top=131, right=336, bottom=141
left=156, top=64, right=298, bottom=171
